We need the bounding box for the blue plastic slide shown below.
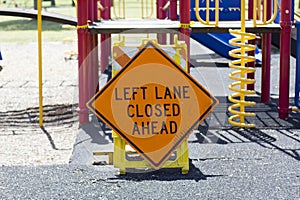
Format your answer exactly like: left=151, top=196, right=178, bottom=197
left=190, top=33, right=235, bottom=59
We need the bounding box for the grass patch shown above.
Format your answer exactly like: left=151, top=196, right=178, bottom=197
left=0, top=29, right=76, bottom=42
left=0, top=16, right=76, bottom=42
left=0, top=5, right=76, bottom=42
left=0, top=0, right=74, bottom=9
left=0, top=18, right=65, bottom=31
left=0, top=17, right=76, bottom=42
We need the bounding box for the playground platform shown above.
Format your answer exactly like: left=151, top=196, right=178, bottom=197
left=89, top=19, right=282, bottom=34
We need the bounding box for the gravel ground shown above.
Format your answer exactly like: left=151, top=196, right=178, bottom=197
left=0, top=42, right=78, bottom=166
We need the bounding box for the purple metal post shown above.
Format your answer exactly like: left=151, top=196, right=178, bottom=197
left=260, top=0, right=272, bottom=103
left=278, top=0, right=292, bottom=118
left=169, top=0, right=178, bottom=44
left=247, top=40, right=256, bottom=91
left=87, top=0, right=93, bottom=100
left=157, top=0, right=168, bottom=44
left=92, top=0, right=99, bottom=94
left=247, top=0, right=255, bottom=91
left=100, top=0, right=111, bottom=73
left=261, top=34, right=271, bottom=102
left=77, top=0, right=89, bottom=124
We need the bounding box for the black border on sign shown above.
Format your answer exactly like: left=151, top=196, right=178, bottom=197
left=87, top=41, right=218, bottom=168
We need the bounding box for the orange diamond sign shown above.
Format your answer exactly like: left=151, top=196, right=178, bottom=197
left=87, top=41, right=218, bottom=169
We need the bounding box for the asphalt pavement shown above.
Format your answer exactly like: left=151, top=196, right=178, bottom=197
left=1, top=126, right=300, bottom=199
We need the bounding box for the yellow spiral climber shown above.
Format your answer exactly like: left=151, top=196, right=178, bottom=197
left=228, top=29, right=257, bottom=128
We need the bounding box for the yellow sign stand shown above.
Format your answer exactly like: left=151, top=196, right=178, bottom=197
left=112, top=39, right=189, bottom=174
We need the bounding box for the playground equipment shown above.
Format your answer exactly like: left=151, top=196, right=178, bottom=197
left=190, top=1, right=261, bottom=61
left=278, top=0, right=293, bottom=119
left=2, top=1, right=294, bottom=126
left=191, top=1, right=238, bottom=60
left=80, top=0, right=293, bottom=125
left=191, top=0, right=275, bottom=127
left=73, top=0, right=295, bottom=173
left=195, top=1, right=277, bottom=128
left=227, top=5, right=257, bottom=128
left=1, top=2, right=295, bottom=123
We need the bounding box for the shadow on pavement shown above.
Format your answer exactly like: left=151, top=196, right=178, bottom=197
left=108, top=160, right=226, bottom=182
left=207, top=96, right=300, bottom=129
left=235, top=128, right=300, bottom=161
left=41, top=126, right=58, bottom=150
left=40, top=126, right=75, bottom=151
left=0, top=104, right=77, bottom=127
left=191, top=95, right=300, bottom=161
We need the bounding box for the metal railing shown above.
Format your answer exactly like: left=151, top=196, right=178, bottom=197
left=113, top=0, right=126, bottom=19
left=253, top=0, right=278, bottom=26
left=112, top=0, right=155, bottom=19
left=195, top=0, right=219, bottom=26
left=194, top=0, right=278, bottom=27
left=141, top=0, right=154, bottom=19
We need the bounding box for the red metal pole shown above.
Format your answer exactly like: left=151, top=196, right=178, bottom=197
left=179, top=0, right=191, bottom=73
left=156, top=0, right=168, bottom=20
left=87, top=0, right=93, bottom=100
left=169, top=0, right=177, bottom=44
left=278, top=0, right=292, bottom=118
left=247, top=0, right=255, bottom=91
left=77, top=0, right=89, bottom=124
left=169, top=0, right=177, bottom=20
left=157, top=0, right=168, bottom=44
left=261, top=0, right=272, bottom=102
left=100, top=0, right=111, bottom=73
left=248, top=0, right=253, bottom=19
